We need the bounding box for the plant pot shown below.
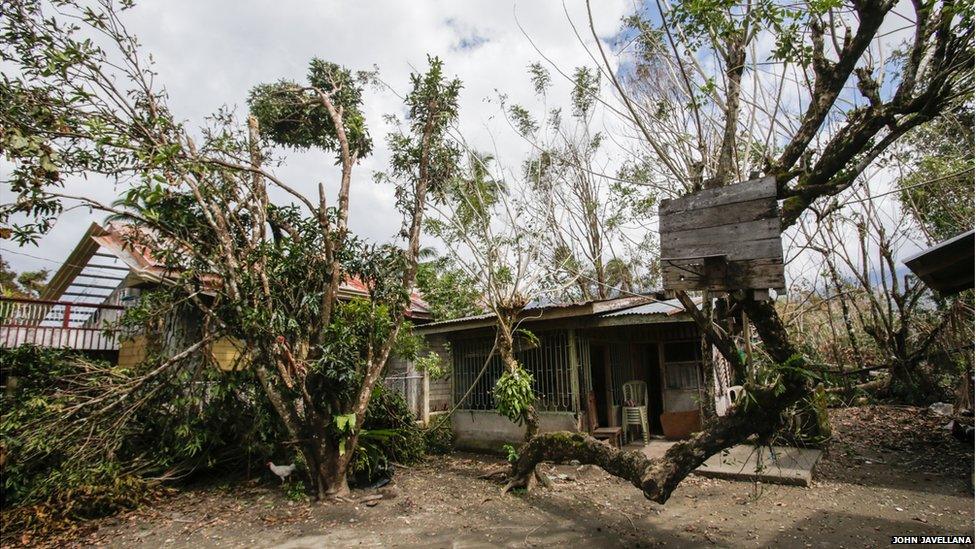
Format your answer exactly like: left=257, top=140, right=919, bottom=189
left=660, top=410, right=701, bottom=440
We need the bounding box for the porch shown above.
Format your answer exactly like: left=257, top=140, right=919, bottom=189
left=627, top=439, right=821, bottom=487
left=581, top=323, right=705, bottom=440
left=440, top=320, right=707, bottom=450
left=0, top=297, right=123, bottom=352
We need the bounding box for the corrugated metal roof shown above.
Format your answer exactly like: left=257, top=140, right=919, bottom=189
left=903, top=229, right=975, bottom=296
left=415, top=299, right=595, bottom=329
left=600, top=297, right=698, bottom=317
left=417, top=294, right=673, bottom=330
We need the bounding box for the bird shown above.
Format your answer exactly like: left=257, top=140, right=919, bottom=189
left=950, top=420, right=975, bottom=443
left=267, top=461, right=296, bottom=484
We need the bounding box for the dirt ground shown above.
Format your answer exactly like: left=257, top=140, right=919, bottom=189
left=27, top=406, right=976, bottom=548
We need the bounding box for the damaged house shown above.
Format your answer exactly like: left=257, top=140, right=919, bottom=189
left=416, top=295, right=712, bottom=451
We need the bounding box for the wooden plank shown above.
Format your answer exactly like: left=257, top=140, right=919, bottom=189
left=62, top=291, right=114, bottom=299
left=663, top=256, right=784, bottom=275
left=661, top=238, right=782, bottom=263
left=658, top=177, right=784, bottom=292
left=660, top=176, right=776, bottom=215
left=662, top=258, right=785, bottom=291
left=76, top=272, right=128, bottom=281
left=67, top=283, right=119, bottom=291
left=660, top=197, right=777, bottom=234
left=661, top=218, right=779, bottom=251
left=661, top=220, right=782, bottom=261
left=589, top=314, right=693, bottom=328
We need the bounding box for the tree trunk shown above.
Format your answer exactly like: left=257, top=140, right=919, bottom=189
left=295, top=425, right=353, bottom=500
left=320, top=443, right=352, bottom=498
left=495, top=313, right=541, bottom=439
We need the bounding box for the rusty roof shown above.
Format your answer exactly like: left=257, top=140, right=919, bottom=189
left=42, top=222, right=431, bottom=319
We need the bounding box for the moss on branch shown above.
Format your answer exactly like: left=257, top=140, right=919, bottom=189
left=505, top=363, right=811, bottom=504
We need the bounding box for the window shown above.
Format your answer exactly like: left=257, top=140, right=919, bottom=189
left=664, top=341, right=701, bottom=390
left=452, top=331, right=574, bottom=412
left=664, top=340, right=700, bottom=363
left=665, top=363, right=699, bottom=390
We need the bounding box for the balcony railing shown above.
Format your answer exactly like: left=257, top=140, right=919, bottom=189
left=0, top=297, right=124, bottom=351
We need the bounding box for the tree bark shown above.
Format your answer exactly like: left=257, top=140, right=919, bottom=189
left=495, top=309, right=541, bottom=440
left=506, top=363, right=809, bottom=502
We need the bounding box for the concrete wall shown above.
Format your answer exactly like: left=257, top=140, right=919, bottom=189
left=452, top=410, right=580, bottom=452
left=429, top=376, right=451, bottom=412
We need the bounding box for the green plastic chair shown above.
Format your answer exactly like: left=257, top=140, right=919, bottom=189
left=621, top=380, right=650, bottom=444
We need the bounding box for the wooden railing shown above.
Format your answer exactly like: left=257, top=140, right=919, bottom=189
left=0, top=297, right=124, bottom=351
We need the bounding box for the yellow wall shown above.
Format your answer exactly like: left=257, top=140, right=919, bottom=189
left=117, top=335, right=148, bottom=369
left=211, top=337, right=247, bottom=371
left=117, top=334, right=246, bottom=372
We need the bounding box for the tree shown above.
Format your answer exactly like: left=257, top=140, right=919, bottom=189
left=1, top=0, right=461, bottom=499
left=427, top=150, right=583, bottom=442
left=895, top=109, right=975, bottom=242
left=504, top=0, right=973, bottom=502
left=0, top=259, right=49, bottom=298
left=415, top=255, right=483, bottom=321
left=505, top=64, right=658, bottom=301
left=795, top=184, right=964, bottom=402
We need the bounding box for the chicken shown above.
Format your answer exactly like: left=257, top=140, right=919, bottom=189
left=951, top=419, right=975, bottom=443
left=267, top=461, right=296, bottom=484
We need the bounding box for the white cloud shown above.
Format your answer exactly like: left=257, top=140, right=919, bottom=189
left=2, top=0, right=631, bottom=274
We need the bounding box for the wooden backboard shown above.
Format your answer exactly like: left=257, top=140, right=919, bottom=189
left=659, top=176, right=785, bottom=292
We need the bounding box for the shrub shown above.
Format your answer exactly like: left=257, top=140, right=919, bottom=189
left=422, top=417, right=456, bottom=454
left=493, top=366, right=535, bottom=425
left=353, top=384, right=426, bottom=483
left=0, top=346, right=451, bottom=537
left=0, top=346, right=277, bottom=536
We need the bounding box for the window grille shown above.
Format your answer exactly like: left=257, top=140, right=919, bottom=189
left=452, top=330, right=574, bottom=412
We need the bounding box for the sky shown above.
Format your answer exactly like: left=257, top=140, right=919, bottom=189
left=1, top=0, right=632, bottom=274
left=0, top=0, right=938, bottom=295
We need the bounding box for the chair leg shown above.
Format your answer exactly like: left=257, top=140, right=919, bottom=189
left=621, top=409, right=627, bottom=445
left=640, top=410, right=650, bottom=444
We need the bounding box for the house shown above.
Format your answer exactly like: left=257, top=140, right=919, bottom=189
left=1, top=222, right=433, bottom=415
left=903, top=229, right=975, bottom=297
left=415, top=294, right=708, bottom=451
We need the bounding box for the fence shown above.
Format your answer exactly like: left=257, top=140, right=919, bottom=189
left=0, top=297, right=123, bottom=351
left=382, top=372, right=427, bottom=422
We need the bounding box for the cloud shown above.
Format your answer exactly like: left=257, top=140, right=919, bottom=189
left=2, top=0, right=631, bottom=274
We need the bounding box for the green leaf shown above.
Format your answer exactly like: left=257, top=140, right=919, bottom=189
left=334, top=413, right=356, bottom=433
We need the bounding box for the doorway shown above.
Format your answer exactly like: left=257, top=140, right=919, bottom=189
left=588, top=344, right=610, bottom=428
left=640, top=343, right=664, bottom=434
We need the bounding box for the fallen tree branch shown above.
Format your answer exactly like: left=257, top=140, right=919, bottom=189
left=824, top=377, right=889, bottom=396
left=504, top=365, right=810, bottom=503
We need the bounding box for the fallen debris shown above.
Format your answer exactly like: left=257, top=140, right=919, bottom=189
left=5, top=405, right=971, bottom=548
